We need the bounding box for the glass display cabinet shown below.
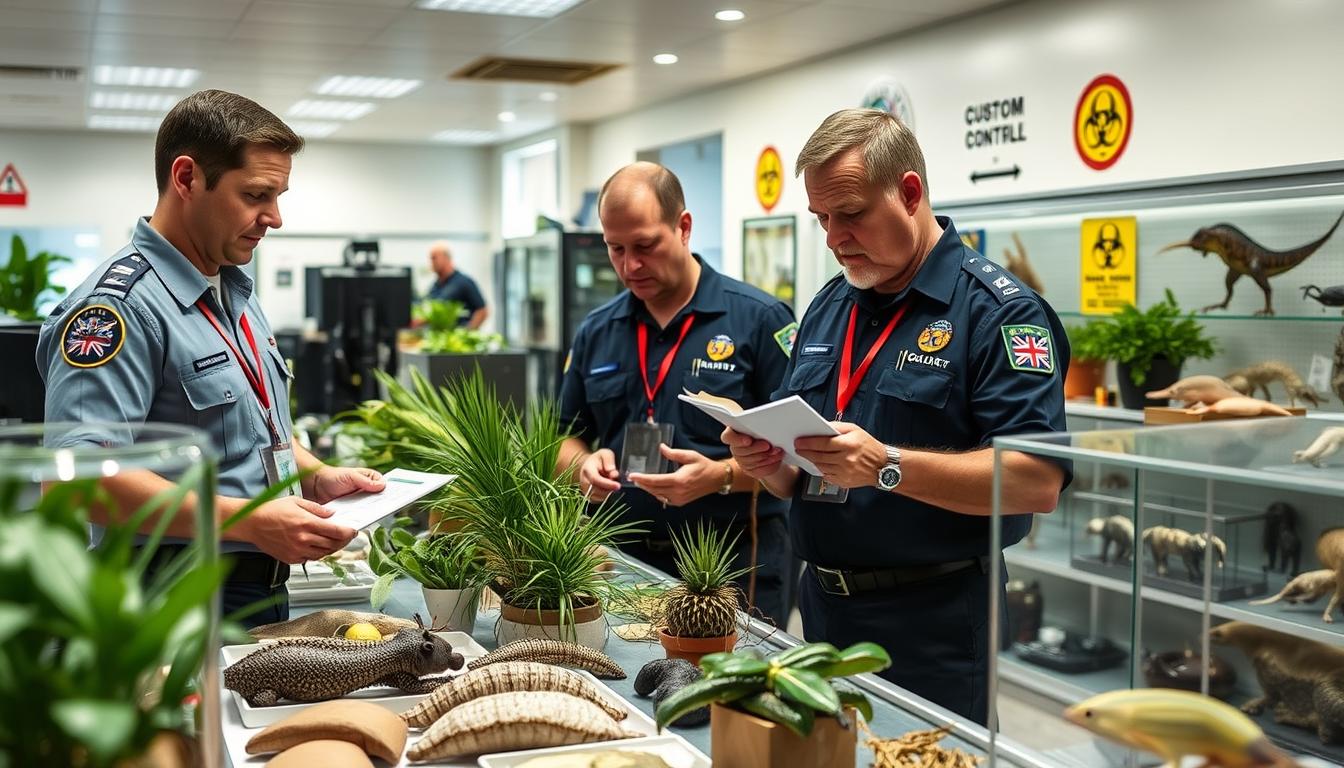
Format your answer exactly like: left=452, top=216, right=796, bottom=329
left=992, top=415, right=1344, bottom=767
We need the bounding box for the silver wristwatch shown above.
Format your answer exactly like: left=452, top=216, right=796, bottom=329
left=876, top=444, right=902, bottom=491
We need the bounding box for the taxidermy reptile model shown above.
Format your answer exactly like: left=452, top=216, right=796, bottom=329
left=1085, top=515, right=1134, bottom=565
left=224, top=624, right=465, bottom=706
left=1064, top=688, right=1299, bottom=767
left=1248, top=569, right=1336, bottom=608
left=1223, top=362, right=1324, bottom=407
left=467, top=639, right=626, bottom=680
left=1157, top=209, right=1344, bottom=316
left=407, top=690, right=639, bottom=761
left=249, top=610, right=416, bottom=640
left=1185, top=396, right=1292, bottom=418
left=1146, top=375, right=1241, bottom=407
left=1209, top=621, right=1344, bottom=745
left=1301, top=284, right=1344, bottom=311
left=401, top=662, right=628, bottom=727
left=1291, top=426, right=1344, bottom=468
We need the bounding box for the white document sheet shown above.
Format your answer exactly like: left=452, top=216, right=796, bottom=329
left=676, top=390, right=838, bottom=477
left=320, top=468, right=456, bottom=531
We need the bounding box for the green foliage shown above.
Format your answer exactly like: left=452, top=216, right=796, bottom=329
left=412, top=299, right=503, bottom=354
left=1, top=234, right=70, bottom=321
left=1064, top=321, right=1110, bottom=363
left=670, top=521, right=749, bottom=594
left=1076, top=289, right=1218, bottom=385
left=367, top=517, right=488, bottom=607
left=654, top=641, right=891, bottom=738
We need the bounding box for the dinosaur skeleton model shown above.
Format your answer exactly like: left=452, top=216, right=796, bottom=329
left=1158, top=209, right=1344, bottom=316
left=1223, top=361, right=1324, bottom=407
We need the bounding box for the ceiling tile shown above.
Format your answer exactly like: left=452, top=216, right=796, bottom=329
left=1, top=9, right=93, bottom=31
left=519, top=17, right=712, bottom=48
left=0, top=0, right=95, bottom=11
left=558, top=0, right=799, bottom=30
left=370, top=8, right=545, bottom=48
left=231, top=22, right=377, bottom=46
left=238, top=1, right=404, bottom=29
left=0, top=27, right=91, bottom=51
left=97, top=0, right=251, bottom=22
left=94, top=14, right=234, bottom=39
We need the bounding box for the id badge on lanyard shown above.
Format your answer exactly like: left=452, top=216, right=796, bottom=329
left=262, top=442, right=302, bottom=498
left=619, top=313, right=694, bottom=486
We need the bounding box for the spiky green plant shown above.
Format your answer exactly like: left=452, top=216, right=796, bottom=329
left=662, top=522, right=749, bottom=638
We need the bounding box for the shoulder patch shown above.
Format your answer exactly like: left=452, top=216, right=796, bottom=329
left=1000, top=323, right=1055, bottom=374
left=93, top=253, right=151, bottom=300
left=964, top=258, right=1028, bottom=304
left=772, top=321, right=798, bottom=356
left=60, top=304, right=127, bottom=368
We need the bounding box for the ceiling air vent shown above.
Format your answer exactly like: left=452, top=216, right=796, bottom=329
left=0, top=64, right=81, bottom=81
left=453, top=57, right=618, bottom=85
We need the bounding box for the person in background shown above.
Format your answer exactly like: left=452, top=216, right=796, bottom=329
left=723, top=108, right=1071, bottom=724
left=556, top=162, right=799, bottom=626
left=426, top=241, right=488, bottom=329
left=37, top=90, right=383, bottom=628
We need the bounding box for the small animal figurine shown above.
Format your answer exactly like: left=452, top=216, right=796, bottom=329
left=1085, top=515, right=1134, bottom=565
left=1316, top=528, right=1344, bottom=624
left=1293, top=426, right=1344, bottom=467
left=1064, top=688, right=1298, bottom=767
left=1143, top=526, right=1226, bottom=581
left=1260, top=502, right=1300, bottom=576
left=1146, top=375, right=1241, bottom=406
left=1185, top=533, right=1228, bottom=581
left=1209, top=621, right=1344, bottom=745
left=1003, top=232, right=1045, bottom=294
left=1302, top=284, right=1344, bottom=310
left=1335, top=326, right=1344, bottom=404
left=1248, top=569, right=1336, bottom=607
left=1224, top=362, right=1324, bottom=407
left=1185, top=396, right=1292, bottom=418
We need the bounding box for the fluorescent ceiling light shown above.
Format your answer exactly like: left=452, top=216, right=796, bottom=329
left=432, top=129, right=496, bottom=144
left=538, top=91, right=558, bottom=102
left=315, top=75, right=421, bottom=99
left=287, top=99, right=376, bottom=120
left=715, top=9, right=745, bottom=21
left=288, top=121, right=342, bottom=138
left=497, top=111, right=516, bottom=122
left=88, top=114, right=161, bottom=131
left=414, top=0, right=583, bottom=18
left=90, top=91, right=179, bottom=111
left=93, top=65, right=200, bottom=88
left=653, top=53, right=679, bottom=65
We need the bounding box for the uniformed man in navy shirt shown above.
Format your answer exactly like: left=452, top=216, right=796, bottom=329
left=557, top=162, right=799, bottom=625
left=37, top=90, right=384, bottom=627
left=425, top=242, right=488, bottom=329
left=725, top=109, right=1070, bottom=724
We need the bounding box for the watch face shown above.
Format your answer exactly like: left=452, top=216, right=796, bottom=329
left=879, top=465, right=901, bottom=489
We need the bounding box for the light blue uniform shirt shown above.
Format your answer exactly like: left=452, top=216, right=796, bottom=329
left=37, top=218, right=295, bottom=553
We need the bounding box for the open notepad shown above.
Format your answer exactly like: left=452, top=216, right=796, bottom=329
left=677, top=389, right=837, bottom=476
left=321, top=468, right=456, bottom=531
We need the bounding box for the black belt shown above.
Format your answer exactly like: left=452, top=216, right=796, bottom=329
left=809, top=557, right=985, bottom=596
left=137, top=545, right=289, bottom=590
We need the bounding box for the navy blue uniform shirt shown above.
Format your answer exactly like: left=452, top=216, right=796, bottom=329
left=560, top=256, right=798, bottom=534
left=777, top=217, right=1071, bottom=568
left=426, top=270, right=485, bottom=325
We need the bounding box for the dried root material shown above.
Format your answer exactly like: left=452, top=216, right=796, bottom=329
left=861, top=720, right=984, bottom=768
left=401, top=662, right=627, bottom=727
left=407, top=691, right=638, bottom=761
left=468, top=639, right=626, bottom=680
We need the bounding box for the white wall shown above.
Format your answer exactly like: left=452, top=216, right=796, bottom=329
left=581, top=0, right=1344, bottom=291
left=0, top=129, right=493, bottom=328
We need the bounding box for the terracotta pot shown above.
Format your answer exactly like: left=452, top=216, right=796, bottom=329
left=496, top=594, right=607, bottom=650
left=1064, top=357, right=1105, bottom=400
left=710, top=703, right=856, bottom=768
left=658, top=628, right=736, bottom=665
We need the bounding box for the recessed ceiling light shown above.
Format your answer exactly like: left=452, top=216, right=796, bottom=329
left=89, top=91, right=179, bottom=111
left=538, top=91, right=558, bottom=102
left=432, top=128, right=497, bottom=144
left=287, top=99, right=376, bottom=120
left=414, top=0, right=583, bottom=18
left=653, top=53, right=679, bottom=65
left=88, top=114, right=161, bottom=131
left=715, top=9, right=745, bottom=21
left=288, top=121, right=342, bottom=138
left=497, top=111, right=517, bottom=123
left=92, top=65, right=200, bottom=88
left=315, top=76, right=422, bottom=99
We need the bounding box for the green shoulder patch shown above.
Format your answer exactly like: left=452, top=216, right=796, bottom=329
left=1000, top=323, right=1054, bottom=374
left=772, top=321, right=798, bottom=356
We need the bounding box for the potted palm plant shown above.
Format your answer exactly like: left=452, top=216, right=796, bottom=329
left=656, top=522, right=748, bottom=664
left=1084, top=290, right=1219, bottom=409
left=656, top=641, right=891, bottom=768
left=368, top=518, right=488, bottom=633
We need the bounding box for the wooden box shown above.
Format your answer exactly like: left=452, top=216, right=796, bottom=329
left=709, top=703, right=855, bottom=768
left=1143, top=406, right=1306, bottom=425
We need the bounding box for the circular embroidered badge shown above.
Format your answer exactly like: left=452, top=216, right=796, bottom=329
left=706, top=334, right=736, bottom=362
left=60, top=304, right=126, bottom=368
left=917, top=319, right=953, bottom=353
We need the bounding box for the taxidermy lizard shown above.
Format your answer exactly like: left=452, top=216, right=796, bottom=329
left=1223, top=362, right=1324, bottom=407
left=1157, top=209, right=1344, bottom=316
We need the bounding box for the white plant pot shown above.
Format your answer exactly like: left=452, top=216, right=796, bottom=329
left=421, top=586, right=478, bottom=633
left=495, top=601, right=609, bottom=651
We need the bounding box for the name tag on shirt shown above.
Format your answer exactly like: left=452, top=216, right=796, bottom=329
left=262, top=442, right=302, bottom=497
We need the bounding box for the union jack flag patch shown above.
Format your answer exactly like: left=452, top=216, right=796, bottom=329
left=1001, top=323, right=1053, bottom=374
left=60, top=304, right=126, bottom=368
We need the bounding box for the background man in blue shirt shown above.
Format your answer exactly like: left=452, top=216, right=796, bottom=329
left=725, top=108, right=1070, bottom=723
left=557, top=162, right=798, bottom=625
left=425, top=241, right=488, bottom=329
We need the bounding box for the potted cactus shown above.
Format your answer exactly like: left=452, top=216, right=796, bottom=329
left=657, top=521, right=749, bottom=664
left=656, top=641, right=891, bottom=768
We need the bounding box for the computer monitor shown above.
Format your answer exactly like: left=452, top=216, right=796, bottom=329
left=305, top=265, right=412, bottom=412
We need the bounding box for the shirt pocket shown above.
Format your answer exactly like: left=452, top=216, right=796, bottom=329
left=179, top=362, right=255, bottom=463
left=873, top=365, right=953, bottom=447
left=680, top=369, right=747, bottom=442
left=785, top=358, right=835, bottom=416
left=583, top=371, right=632, bottom=430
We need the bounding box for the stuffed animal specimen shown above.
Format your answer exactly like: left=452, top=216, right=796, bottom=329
left=467, top=639, right=626, bottom=680
left=1248, top=569, right=1336, bottom=607
left=1302, top=283, right=1344, bottom=309
left=249, top=610, right=417, bottom=641
left=406, top=691, right=638, bottom=761
left=1315, top=528, right=1344, bottom=624
left=1224, top=362, right=1324, bottom=407
left=1292, top=426, right=1344, bottom=467
left=1146, top=375, right=1241, bottom=407
left=1261, top=502, right=1301, bottom=575
left=1085, top=515, right=1134, bottom=565
left=401, top=662, right=627, bottom=727
left=1210, top=621, right=1344, bottom=745
left=1143, top=526, right=1226, bottom=581
left=1185, top=396, right=1292, bottom=417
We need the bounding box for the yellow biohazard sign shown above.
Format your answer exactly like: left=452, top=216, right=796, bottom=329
left=755, top=146, right=782, bottom=213
left=1074, top=74, right=1132, bottom=170
left=1080, top=217, right=1137, bottom=314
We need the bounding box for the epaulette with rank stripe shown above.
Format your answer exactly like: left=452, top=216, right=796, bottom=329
left=93, top=252, right=151, bottom=300
left=963, top=255, right=1029, bottom=304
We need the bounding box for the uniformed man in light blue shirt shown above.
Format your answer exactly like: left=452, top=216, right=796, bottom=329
left=37, top=90, right=384, bottom=627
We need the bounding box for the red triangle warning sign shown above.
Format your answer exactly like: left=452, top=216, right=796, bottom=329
left=0, top=163, right=28, bottom=207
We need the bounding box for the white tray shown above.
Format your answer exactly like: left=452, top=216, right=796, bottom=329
left=477, top=735, right=711, bottom=768
left=220, top=630, right=487, bottom=728
left=286, top=560, right=378, bottom=606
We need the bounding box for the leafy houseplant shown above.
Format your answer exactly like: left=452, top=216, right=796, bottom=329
left=1, top=234, right=70, bottom=321
left=657, top=522, right=748, bottom=663
left=411, top=299, right=503, bottom=354
left=1063, top=321, right=1109, bottom=400
left=368, top=517, right=488, bottom=632
left=1082, top=290, right=1218, bottom=408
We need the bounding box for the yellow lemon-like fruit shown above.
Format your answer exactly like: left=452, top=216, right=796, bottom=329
left=344, top=622, right=383, bottom=641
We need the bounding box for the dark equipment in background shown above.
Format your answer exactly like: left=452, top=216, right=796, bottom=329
left=305, top=240, right=412, bottom=415
left=0, top=323, right=44, bottom=423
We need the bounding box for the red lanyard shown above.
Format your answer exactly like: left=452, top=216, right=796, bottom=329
left=836, top=302, right=909, bottom=419
left=636, top=313, right=695, bottom=422
left=195, top=299, right=280, bottom=442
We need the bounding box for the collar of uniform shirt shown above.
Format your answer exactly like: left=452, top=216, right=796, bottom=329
left=842, top=215, right=963, bottom=314
left=612, top=253, right=729, bottom=322
left=131, top=216, right=256, bottom=309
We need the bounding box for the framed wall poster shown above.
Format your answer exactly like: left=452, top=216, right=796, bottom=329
left=742, top=215, right=797, bottom=307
